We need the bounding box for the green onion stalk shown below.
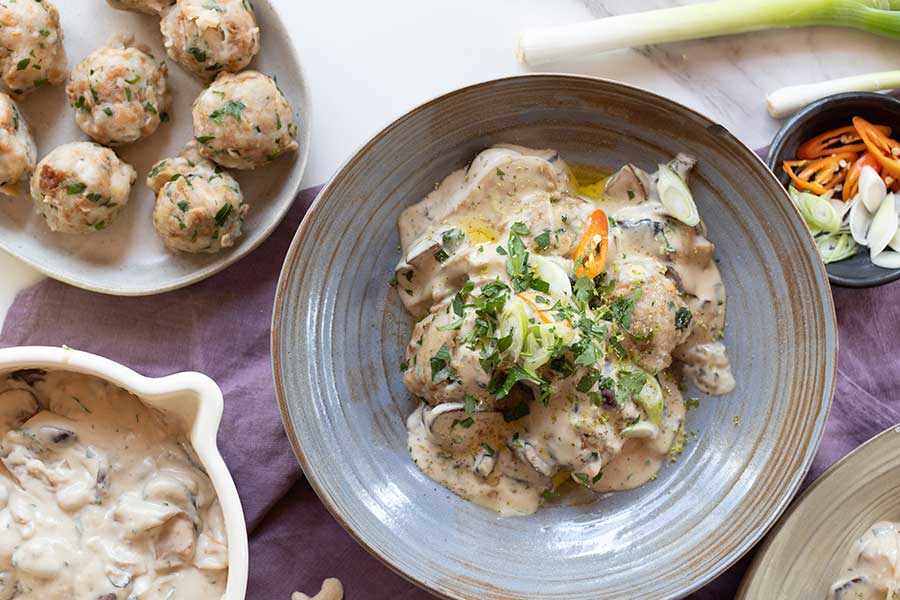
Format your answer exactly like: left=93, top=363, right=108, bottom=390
left=518, top=0, right=900, bottom=66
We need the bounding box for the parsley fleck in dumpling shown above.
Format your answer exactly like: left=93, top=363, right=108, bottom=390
left=192, top=70, right=298, bottom=170
left=161, top=0, right=260, bottom=82
left=147, top=144, right=247, bottom=253
left=66, top=35, right=170, bottom=146
left=30, top=142, right=136, bottom=234
left=0, top=0, right=68, bottom=96
left=107, top=0, right=175, bottom=15
left=0, top=92, right=37, bottom=196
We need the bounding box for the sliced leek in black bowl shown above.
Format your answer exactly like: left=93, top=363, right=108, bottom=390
left=768, top=92, right=900, bottom=288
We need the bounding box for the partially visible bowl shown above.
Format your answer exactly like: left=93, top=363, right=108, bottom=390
left=0, top=345, right=249, bottom=600
left=738, top=424, right=900, bottom=599
left=768, top=92, right=900, bottom=288
left=272, top=75, right=837, bottom=599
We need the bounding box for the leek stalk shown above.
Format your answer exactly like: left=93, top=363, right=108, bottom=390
left=518, top=0, right=900, bottom=66
left=767, top=70, right=900, bottom=118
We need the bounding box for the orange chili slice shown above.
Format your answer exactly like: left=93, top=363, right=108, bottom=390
left=797, top=124, right=892, bottom=159
left=573, top=209, right=609, bottom=279
left=853, top=116, right=900, bottom=179
left=783, top=152, right=857, bottom=195
left=843, top=151, right=882, bottom=201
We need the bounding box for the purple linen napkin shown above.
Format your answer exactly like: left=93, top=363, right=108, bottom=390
left=0, top=186, right=431, bottom=600
left=0, top=181, right=890, bottom=599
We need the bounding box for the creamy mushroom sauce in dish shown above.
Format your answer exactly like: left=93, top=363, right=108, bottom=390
left=0, top=369, right=228, bottom=599
left=395, top=145, right=734, bottom=516
left=830, top=521, right=900, bottom=600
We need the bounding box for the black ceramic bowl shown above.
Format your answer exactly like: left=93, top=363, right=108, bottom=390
left=768, top=92, right=900, bottom=288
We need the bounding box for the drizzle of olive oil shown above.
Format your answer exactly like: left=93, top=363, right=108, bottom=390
left=568, top=163, right=610, bottom=202
left=457, top=216, right=499, bottom=244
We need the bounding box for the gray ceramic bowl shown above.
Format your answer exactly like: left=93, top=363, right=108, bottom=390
left=767, top=92, right=900, bottom=288
left=272, top=75, right=837, bottom=600
left=738, top=424, right=900, bottom=599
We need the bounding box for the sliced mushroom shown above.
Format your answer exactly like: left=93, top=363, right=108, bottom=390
left=154, top=514, right=197, bottom=571
left=473, top=447, right=497, bottom=477
left=8, top=369, right=46, bottom=386
left=0, top=389, right=38, bottom=431
left=666, top=153, right=697, bottom=182
left=512, top=439, right=556, bottom=477
left=604, top=164, right=648, bottom=204
left=33, top=426, right=76, bottom=446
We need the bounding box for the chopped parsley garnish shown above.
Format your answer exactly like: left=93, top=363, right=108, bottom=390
left=534, top=230, right=551, bottom=251
left=616, top=370, right=647, bottom=403
left=480, top=443, right=496, bottom=457
left=74, top=95, right=87, bottom=111
left=177, top=201, right=190, bottom=212
left=149, top=162, right=166, bottom=178
left=16, top=58, right=30, bottom=71
left=209, top=100, right=247, bottom=124
left=187, top=47, right=208, bottom=63
left=86, top=192, right=103, bottom=203
left=496, top=167, right=505, bottom=179
left=195, top=135, right=215, bottom=143
left=214, top=203, right=233, bottom=226
left=502, top=401, right=530, bottom=423
left=510, top=222, right=530, bottom=236
left=491, top=364, right=545, bottom=399
left=674, top=306, right=693, bottom=331
left=608, top=290, right=642, bottom=331
left=65, top=183, right=86, bottom=195
left=573, top=472, right=590, bottom=485
left=576, top=368, right=602, bottom=393
left=452, top=417, right=474, bottom=429
left=430, top=344, right=454, bottom=382
left=464, top=395, right=477, bottom=415
left=434, top=228, right=464, bottom=263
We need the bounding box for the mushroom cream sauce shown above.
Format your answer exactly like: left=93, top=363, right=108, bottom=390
left=0, top=370, right=228, bottom=599
left=396, top=145, right=734, bottom=516
left=830, top=522, right=900, bottom=600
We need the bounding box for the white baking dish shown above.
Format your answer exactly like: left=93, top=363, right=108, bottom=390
left=0, top=345, right=248, bottom=599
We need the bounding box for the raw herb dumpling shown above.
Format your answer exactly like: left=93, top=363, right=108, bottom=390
left=30, top=142, right=136, bottom=234
left=0, top=0, right=68, bottom=96
left=161, top=0, right=260, bottom=81
left=106, top=0, right=175, bottom=15
left=66, top=35, right=170, bottom=146
left=192, top=70, right=298, bottom=170
left=147, top=144, right=247, bottom=253
left=0, top=92, right=36, bottom=196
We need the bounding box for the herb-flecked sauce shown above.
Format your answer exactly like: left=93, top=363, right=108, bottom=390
left=395, top=145, right=734, bottom=516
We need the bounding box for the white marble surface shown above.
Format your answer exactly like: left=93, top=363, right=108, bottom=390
left=4, top=0, right=900, bottom=325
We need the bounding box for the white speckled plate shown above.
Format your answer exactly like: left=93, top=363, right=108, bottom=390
left=1, top=0, right=310, bottom=295
left=739, top=424, right=900, bottom=599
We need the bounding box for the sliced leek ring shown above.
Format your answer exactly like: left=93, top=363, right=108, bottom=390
left=498, top=296, right=528, bottom=359
left=622, top=421, right=659, bottom=439
left=657, top=164, right=699, bottom=227
left=859, top=165, right=887, bottom=213
left=867, top=192, right=898, bottom=257
left=531, top=255, right=572, bottom=300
